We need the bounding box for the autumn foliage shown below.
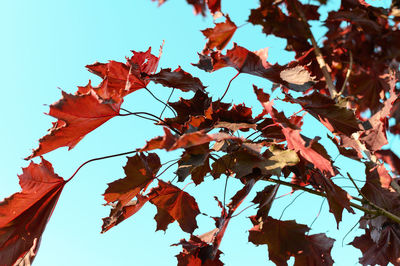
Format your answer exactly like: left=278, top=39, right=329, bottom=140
left=2, top=0, right=400, bottom=265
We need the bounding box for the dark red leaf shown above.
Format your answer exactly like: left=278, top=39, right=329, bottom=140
left=312, top=173, right=354, bottom=226
left=202, top=16, right=237, bottom=53
left=286, top=92, right=360, bottom=136
left=148, top=180, right=200, bottom=233
left=0, top=158, right=66, bottom=266
left=351, top=226, right=400, bottom=266
left=206, top=0, right=221, bottom=14
left=248, top=217, right=334, bottom=265
left=27, top=90, right=121, bottom=159
left=173, top=235, right=224, bottom=266
left=103, top=153, right=161, bottom=206
left=147, top=67, right=206, bottom=92
left=251, top=185, right=279, bottom=221
left=176, top=144, right=211, bottom=184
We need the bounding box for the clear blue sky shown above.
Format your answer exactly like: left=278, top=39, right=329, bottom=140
left=0, top=0, right=395, bottom=265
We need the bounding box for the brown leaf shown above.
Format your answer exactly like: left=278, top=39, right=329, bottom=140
left=103, top=153, right=161, bottom=206
left=0, top=158, right=66, bottom=266
left=149, top=180, right=200, bottom=233
left=27, top=90, right=121, bottom=159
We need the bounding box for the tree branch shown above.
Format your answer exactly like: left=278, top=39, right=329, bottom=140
left=290, top=0, right=337, bottom=98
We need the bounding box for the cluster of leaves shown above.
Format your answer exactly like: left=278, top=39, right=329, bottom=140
left=2, top=0, right=400, bottom=265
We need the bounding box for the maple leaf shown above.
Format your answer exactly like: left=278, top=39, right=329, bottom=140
left=86, top=46, right=162, bottom=101
left=140, top=127, right=178, bottom=152
left=251, top=185, right=279, bottom=221
left=201, top=15, right=237, bottom=53
left=0, top=158, right=66, bottom=266
left=165, top=90, right=212, bottom=132
left=148, top=180, right=200, bottom=233
left=285, top=92, right=360, bottom=136
left=146, top=67, right=206, bottom=92
left=255, top=87, right=335, bottom=175
left=101, top=194, right=149, bottom=233
left=248, top=216, right=334, bottom=265
left=173, top=235, right=224, bottom=266
left=194, top=43, right=314, bottom=92
left=351, top=226, right=400, bottom=266
left=375, top=149, right=400, bottom=175
left=211, top=145, right=299, bottom=180
left=104, top=153, right=161, bottom=206
left=27, top=90, right=121, bottom=159
left=206, top=0, right=221, bottom=15
left=176, top=144, right=211, bottom=184
left=312, top=172, right=354, bottom=226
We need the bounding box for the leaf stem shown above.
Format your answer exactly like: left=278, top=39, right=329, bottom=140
left=119, top=108, right=182, bottom=135
left=66, top=150, right=137, bottom=182
left=219, top=71, right=240, bottom=101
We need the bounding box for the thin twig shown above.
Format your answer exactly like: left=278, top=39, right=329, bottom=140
left=66, top=150, right=137, bottom=182
left=231, top=203, right=256, bottom=218
left=120, top=107, right=182, bottom=135
left=309, top=198, right=326, bottom=233
left=279, top=191, right=305, bottom=220
left=220, top=71, right=240, bottom=101
left=338, top=51, right=353, bottom=96
left=160, top=88, right=176, bottom=118
left=342, top=219, right=360, bottom=247
left=156, top=160, right=179, bottom=178
left=290, top=0, right=337, bottom=98
left=144, top=87, right=176, bottom=117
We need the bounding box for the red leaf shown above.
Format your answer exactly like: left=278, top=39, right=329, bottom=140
left=87, top=46, right=162, bottom=101
left=248, top=217, right=334, bottom=265
left=101, top=195, right=149, bottom=233
left=206, top=0, right=221, bottom=14
left=27, top=90, right=121, bottom=159
left=104, top=153, right=161, bottom=206
left=148, top=180, right=200, bottom=233
left=255, top=87, right=334, bottom=175
left=147, top=67, right=206, bottom=92
left=0, top=158, right=66, bottom=266
left=140, top=127, right=178, bottom=152
left=173, top=235, right=224, bottom=266
left=202, top=16, right=237, bottom=53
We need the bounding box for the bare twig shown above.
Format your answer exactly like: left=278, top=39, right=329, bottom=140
left=290, top=0, right=337, bottom=98
left=338, top=51, right=353, bottom=96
